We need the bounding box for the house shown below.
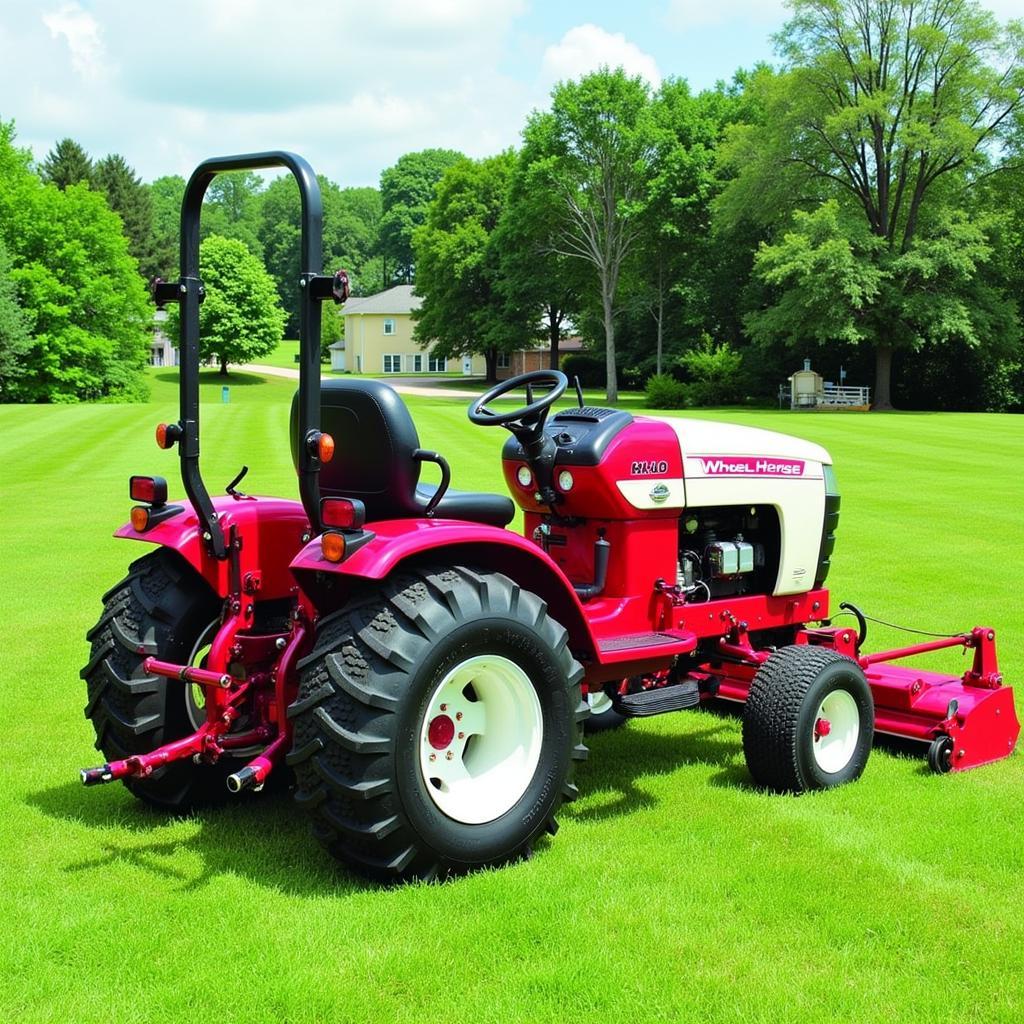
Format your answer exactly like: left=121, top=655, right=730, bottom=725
left=334, top=285, right=486, bottom=376
left=150, top=308, right=178, bottom=367
left=495, top=337, right=585, bottom=380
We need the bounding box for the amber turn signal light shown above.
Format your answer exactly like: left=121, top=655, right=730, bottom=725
left=130, top=506, right=150, bottom=532
left=318, top=432, right=335, bottom=463
left=321, top=531, right=346, bottom=563
left=156, top=422, right=182, bottom=449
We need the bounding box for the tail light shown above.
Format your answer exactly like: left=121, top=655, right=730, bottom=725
left=321, top=532, right=346, bottom=562
left=129, top=475, right=168, bottom=505
left=321, top=497, right=366, bottom=530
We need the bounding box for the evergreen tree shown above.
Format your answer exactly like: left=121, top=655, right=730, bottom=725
left=0, top=240, right=32, bottom=399
left=92, top=153, right=160, bottom=279
left=39, top=137, right=92, bottom=190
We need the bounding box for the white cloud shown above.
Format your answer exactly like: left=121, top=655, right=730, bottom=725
left=664, top=0, right=787, bottom=30
left=41, top=3, right=109, bottom=82
left=541, top=24, right=661, bottom=90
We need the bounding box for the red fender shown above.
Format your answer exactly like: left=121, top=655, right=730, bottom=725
left=115, top=495, right=310, bottom=599
left=289, top=518, right=599, bottom=660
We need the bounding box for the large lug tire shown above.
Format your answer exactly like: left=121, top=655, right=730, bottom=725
left=742, top=645, right=873, bottom=793
left=584, top=688, right=627, bottom=734
left=287, top=565, right=588, bottom=882
left=80, top=549, right=242, bottom=809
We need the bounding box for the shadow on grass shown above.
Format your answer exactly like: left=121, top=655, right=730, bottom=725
left=27, top=780, right=375, bottom=897
left=568, top=714, right=749, bottom=822
left=153, top=370, right=270, bottom=388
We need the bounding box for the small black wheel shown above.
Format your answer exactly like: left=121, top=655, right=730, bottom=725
left=81, top=549, right=246, bottom=809
left=287, top=564, right=588, bottom=882
left=742, top=645, right=873, bottom=793
left=584, top=688, right=628, bottom=734
left=927, top=734, right=954, bottom=774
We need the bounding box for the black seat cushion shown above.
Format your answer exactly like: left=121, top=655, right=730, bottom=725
left=416, top=485, right=515, bottom=528
left=290, top=379, right=515, bottom=528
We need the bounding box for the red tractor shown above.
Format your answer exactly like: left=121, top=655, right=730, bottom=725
left=81, top=153, right=1019, bottom=882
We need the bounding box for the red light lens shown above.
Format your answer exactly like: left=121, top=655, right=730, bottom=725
left=321, top=498, right=365, bottom=530
left=129, top=475, right=168, bottom=505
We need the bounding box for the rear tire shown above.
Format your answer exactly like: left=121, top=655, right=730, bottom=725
left=742, top=645, right=873, bottom=793
left=80, top=549, right=241, bottom=809
left=287, top=565, right=588, bottom=882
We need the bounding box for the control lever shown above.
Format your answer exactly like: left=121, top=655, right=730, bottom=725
left=573, top=375, right=584, bottom=408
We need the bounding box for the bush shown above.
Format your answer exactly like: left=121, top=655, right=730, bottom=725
left=561, top=353, right=605, bottom=388
left=644, top=373, right=689, bottom=409
left=679, top=336, right=745, bottom=405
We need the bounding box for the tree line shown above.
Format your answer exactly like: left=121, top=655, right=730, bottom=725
left=1, top=0, right=1022, bottom=409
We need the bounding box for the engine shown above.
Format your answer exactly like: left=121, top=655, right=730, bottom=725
left=676, top=504, right=780, bottom=600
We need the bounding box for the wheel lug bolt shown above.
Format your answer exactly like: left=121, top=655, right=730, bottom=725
left=440, top=703, right=447, bottom=711
left=445, top=751, right=454, bottom=760
left=455, top=712, right=463, bottom=721
left=458, top=732, right=464, bottom=739
left=429, top=753, right=436, bottom=762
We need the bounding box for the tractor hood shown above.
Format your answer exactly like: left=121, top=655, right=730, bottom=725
left=648, top=416, right=832, bottom=470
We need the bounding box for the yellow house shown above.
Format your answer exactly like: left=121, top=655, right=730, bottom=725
left=333, top=285, right=486, bottom=376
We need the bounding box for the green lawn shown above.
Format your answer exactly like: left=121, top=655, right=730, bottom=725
left=1, top=371, right=1022, bottom=1023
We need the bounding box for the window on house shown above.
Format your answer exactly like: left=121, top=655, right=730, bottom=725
left=428, top=355, right=447, bottom=373
left=411, top=354, right=423, bottom=372
left=497, top=352, right=510, bottom=369
left=383, top=354, right=402, bottom=373
left=383, top=318, right=396, bottom=335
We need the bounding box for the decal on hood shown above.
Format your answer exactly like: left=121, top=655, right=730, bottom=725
left=696, top=456, right=805, bottom=477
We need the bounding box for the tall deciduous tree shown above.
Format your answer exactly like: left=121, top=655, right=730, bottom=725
left=166, top=235, right=285, bottom=375
left=718, top=0, right=1024, bottom=407
left=92, top=153, right=160, bottom=280
left=412, top=153, right=518, bottom=382
left=379, top=149, right=465, bottom=285
left=0, top=122, right=150, bottom=402
left=147, top=174, right=186, bottom=279
left=494, top=154, right=583, bottom=372
left=520, top=69, right=657, bottom=402
left=39, top=137, right=92, bottom=190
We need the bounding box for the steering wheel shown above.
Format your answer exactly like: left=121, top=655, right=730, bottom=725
left=467, top=370, right=568, bottom=430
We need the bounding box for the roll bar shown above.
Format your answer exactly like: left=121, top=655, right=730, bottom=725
left=157, top=151, right=338, bottom=558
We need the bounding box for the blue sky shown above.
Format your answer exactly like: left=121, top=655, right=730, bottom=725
left=0, top=1, right=1017, bottom=188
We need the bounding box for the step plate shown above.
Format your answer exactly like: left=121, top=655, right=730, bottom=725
left=613, top=679, right=701, bottom=717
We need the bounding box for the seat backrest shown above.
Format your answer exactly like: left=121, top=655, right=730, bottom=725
left=290, top=379, right=422, bottom=520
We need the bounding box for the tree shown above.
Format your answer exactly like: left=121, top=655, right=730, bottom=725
left=494, top=153, right=584, bottom=372
left=166, top=235, right=285, bottom=374
left=0, top=121, right=151, bottom=402
left=520, top=69, right=657, bottom=402
left=413, top=153, right=519, bottom=381
left=259, top=175, right=382, bottom=335
left=202, top=170, right=264, bottom=258
left=718, top=1, right=1024, bottom=407
left=92, top=153, right=160, bottom=280
left=147, top=174, right=186, bottom=280
left=379, top=149, right=465, bottom=285
left=0, top=241, right=32, bottom=399
left=39, top=137, right=92, bottom=190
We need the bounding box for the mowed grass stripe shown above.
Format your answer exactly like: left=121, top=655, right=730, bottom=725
left=1, top=372, right=1021, bottom=1024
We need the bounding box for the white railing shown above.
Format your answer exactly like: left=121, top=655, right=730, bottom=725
left=782, top=384, right=872, bottom=409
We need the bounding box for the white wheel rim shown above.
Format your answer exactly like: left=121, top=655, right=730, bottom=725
left=587, top=690, right=614, bottom=717
left=418, top=655, right=543, bottom=825
left=811, top=689, right=860, bottom=773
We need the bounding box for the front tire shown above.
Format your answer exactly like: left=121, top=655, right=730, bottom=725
left=287, top=565, right=588, bottom=882
left=742, top=645, right=873, bottom=793
left=80, top=549, right=241, bottom=809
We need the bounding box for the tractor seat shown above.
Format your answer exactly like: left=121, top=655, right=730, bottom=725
left=290, top=379, right=515, bottom=529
